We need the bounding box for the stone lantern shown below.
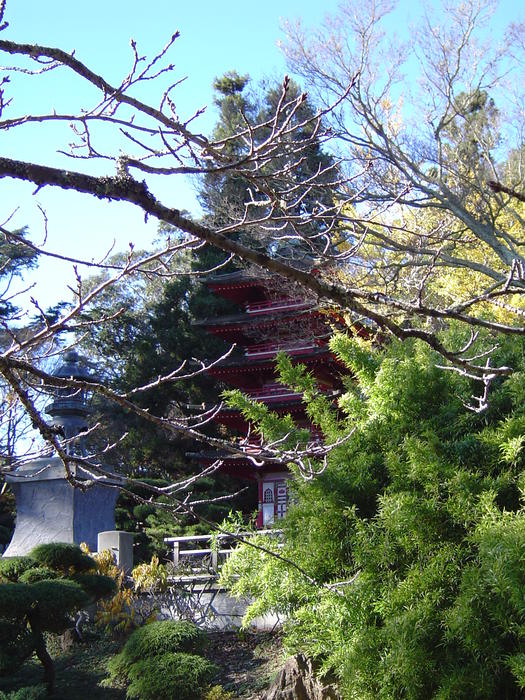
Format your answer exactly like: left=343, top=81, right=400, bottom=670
left=3, top=350, right=119, bottom=556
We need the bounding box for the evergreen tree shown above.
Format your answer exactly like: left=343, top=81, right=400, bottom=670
left=75, top=71, right=337, bottom=555
left=221, top=331, right=525, bottom=699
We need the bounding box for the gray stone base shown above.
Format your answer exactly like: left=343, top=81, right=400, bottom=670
left=3, top=458, right=118, bottom=557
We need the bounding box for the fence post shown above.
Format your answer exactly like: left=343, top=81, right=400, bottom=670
left=211, top=540, right=218, bottom=572
left=172, top=541, right=180, bottom=567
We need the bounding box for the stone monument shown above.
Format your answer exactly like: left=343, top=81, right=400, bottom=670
left=3, top=350, right=119, bottom=556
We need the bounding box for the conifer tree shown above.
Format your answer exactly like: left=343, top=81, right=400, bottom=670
left=74, top=71, right=337, bottom=553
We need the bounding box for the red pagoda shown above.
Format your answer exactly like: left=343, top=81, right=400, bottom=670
left=196, top=270, right=345, bottom=528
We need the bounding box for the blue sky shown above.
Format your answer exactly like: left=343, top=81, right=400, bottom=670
left=0, top=0, right=522, bottom=311
left=2, top=0, right=342, bottom=310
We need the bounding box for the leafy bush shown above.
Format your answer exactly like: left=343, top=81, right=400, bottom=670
left=107, top=620, right=215, bottom=699
left=95, top=580, right=136, bottom=637
left=108, top=620, right=205, bottom=679
left=27, top=579, right=90, bottom=632
left=203, top=686, right=234, bottom=700
left=0, top=583, right=35, bottom=618
left=131, top=555, right=168, bottom=593
left=29, top=543, right=95, bottom=573
left=18, top=567, right=58, bottom=584
left=72, top=573, right=117, bottom=600
left=0, top=686, right=47, bottom=700
left=125, top=652, right=217, bottom=700
left=0, top=557, right=37, bottom=582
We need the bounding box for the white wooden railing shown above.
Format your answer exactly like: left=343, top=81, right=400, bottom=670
left=164, top=530, right=282, bottom=573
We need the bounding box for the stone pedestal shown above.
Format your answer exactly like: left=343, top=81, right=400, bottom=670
left=98, top=530, right=134, bottom=573
left=3, top=457, right=118, bottom=557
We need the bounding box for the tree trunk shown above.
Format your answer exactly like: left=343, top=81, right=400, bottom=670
left=28, top=619, right=54, bottom=694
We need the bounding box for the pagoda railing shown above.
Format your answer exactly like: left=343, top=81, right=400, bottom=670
left=245, top=383, right=333, bottom=402
left=244, top=298, right=313, bottom=314
left=244, top=340, right=319, bottom=358
left=247, top=383, right=302, bottom=402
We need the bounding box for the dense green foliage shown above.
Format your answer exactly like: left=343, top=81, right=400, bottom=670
left=125, top=652, right=217, bottom=700
left=0, top=544, right=116, bottom=692
left=221, top=333, right=525, bottom=699
left=29, top=542, right=95, bottom=573
left=108, top=619, right=206, bottom=678
left=108, top=620, right=215, bottom=700
left=0, top=556, right=39, bottom=582
left=0, top=686, right=46, bottom=700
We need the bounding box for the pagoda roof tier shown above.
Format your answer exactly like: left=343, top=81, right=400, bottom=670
left=215, top=399, right=308, bottom=427
left=208, top=350, right=344, bottom=392
left=188, top=450, right=288, bottom=479
left=195, top=304, right=318, bottom=329
left=205, top=270, right=265, bottom=285
left=194, top=308, right=328, bottom=346
left=205, top=271, right=271, bottom=304
left=209, top=344, right=337, bottom=372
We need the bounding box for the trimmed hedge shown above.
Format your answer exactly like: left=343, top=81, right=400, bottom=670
left=18, top=567, right=58, bottom=584
left=29, top=543, right=95, bottom=573
left=0, top=583, right=35, bottom=619
left=0, top=544, right=117, bottom=693
left=107, top=621, right=216, bottom=699
left=27, top=579, right=90, bottom=632
left=72, top=573, right=117, bottom=600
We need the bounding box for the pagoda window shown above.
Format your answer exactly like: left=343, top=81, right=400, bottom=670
left=263, top=488, right=274, bottom=504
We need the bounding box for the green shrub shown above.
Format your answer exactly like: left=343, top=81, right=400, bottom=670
left=126, top=652, right=217, bottom=700
left=0, top=557, right=37, bottom=582
left=0, top=544, right=116, bottom=693
left=222, top=336, right=525, bottom=699
left=0, top=685, right=47, bottom=699
left=204, top=686, right=234, bottom=700
left=0, top=686, right=47, bottom=700
left=27, top=579, right=90, bottom=632
left=108, top=620, right=205, bottom=679
left=72, top=572, right=117, bottom=600
left=18, top=567, right=58, bottom=584
left=29, top=543, right=95, bottom=573
left=0, top=583, right=34, bottom=618
left=0, top=620, right=35, bottom=676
